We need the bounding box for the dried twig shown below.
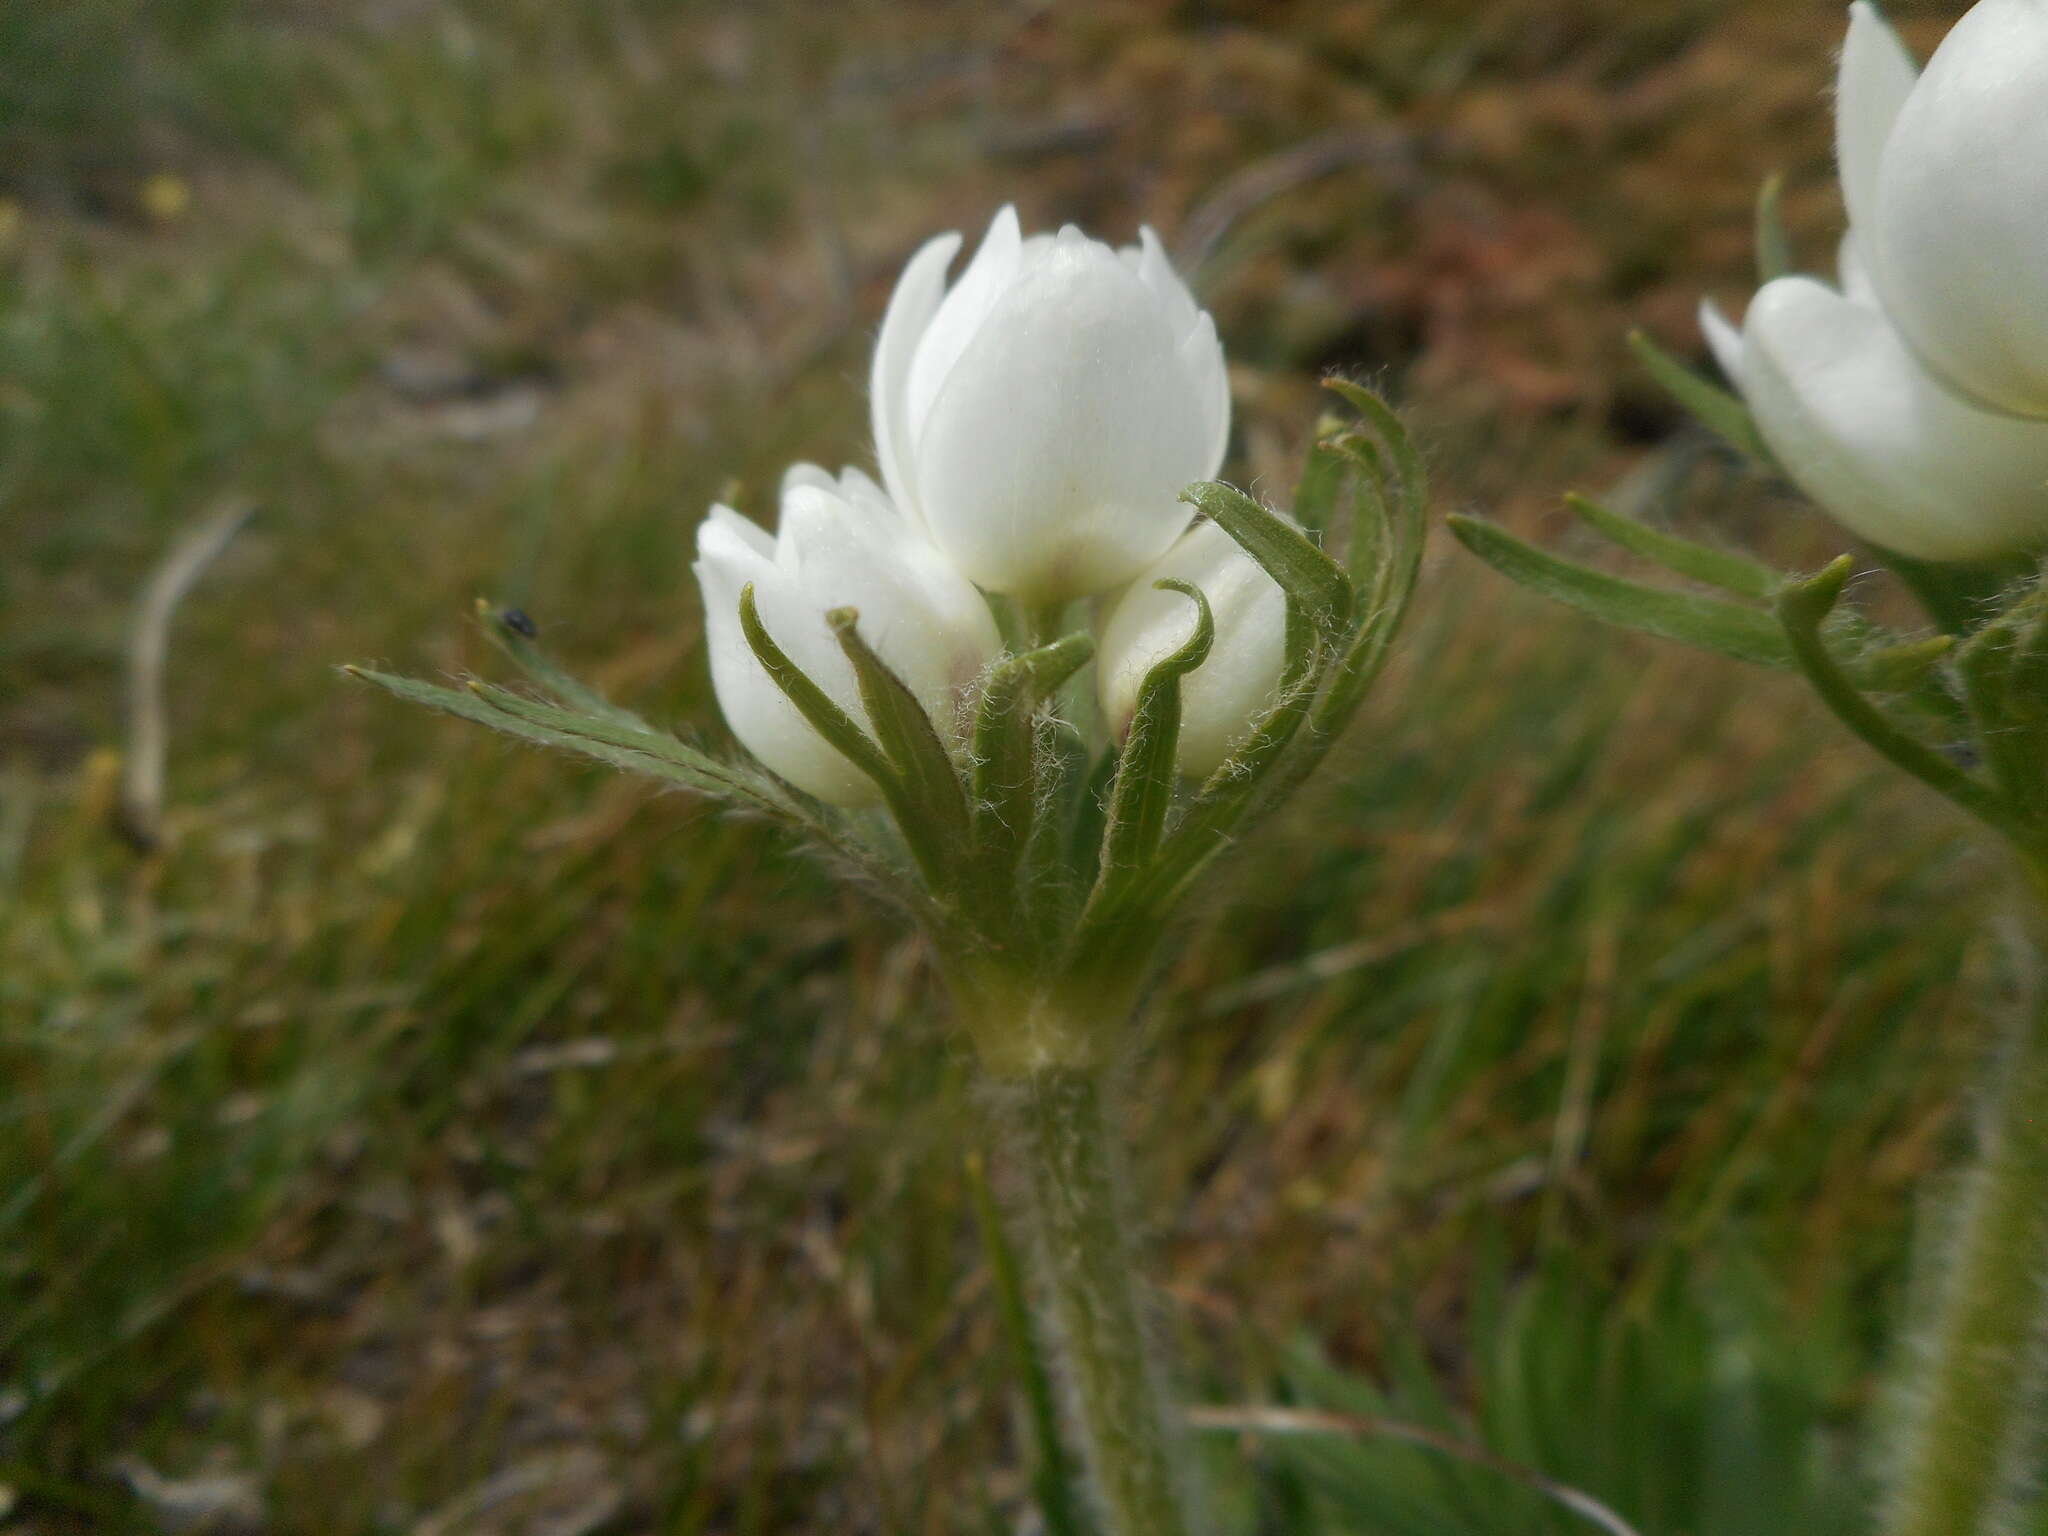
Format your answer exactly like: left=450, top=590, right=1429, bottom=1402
left=1187, top=1404, right=1645, bottom=1536
left=117, top=498, right=256, bottom=851
left=1176, top=128, right=1429, bottom=277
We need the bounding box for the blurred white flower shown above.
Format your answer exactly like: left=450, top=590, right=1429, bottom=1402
left=1097, top=519, right=1288, bottom=778
left=694, top=465, right=1002, bottom=805
left=870, top=205, right=1231, bottom=603
left=1703, top=261, right=2048, bottom=561
left=1842, top=0, right=2048, bottom=419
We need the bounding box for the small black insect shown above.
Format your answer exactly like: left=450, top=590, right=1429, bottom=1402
left=501, top=607, right=538, bottom=639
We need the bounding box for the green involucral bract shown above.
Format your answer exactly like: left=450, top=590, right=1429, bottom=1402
left=350, top=374, right=1429, bottom=1536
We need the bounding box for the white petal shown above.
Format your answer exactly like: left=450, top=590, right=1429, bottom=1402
left=1742, top=275, right=2048, bottom=560
left=1873, top=0, right=2048, bottom=417
left=913, top=241, right=1210, bottom=600
left=1131, top=226, right=1202, bottom=340
left=870, top=230, right=962, bottom=522
left=1699, top=299, right=1748, bottom=391
left=694, top=519, right=877, bottom=806
left=1097, top=520, right=1288, bottom=777
left=834, top=465, right=889, bottom=506
left=1180, top=310, right=1232, bottom=479
left=694, top=475, right=1003, bottom=804
left=704, top=502, right=776, bottom=560
left=1836, top=2, right=1919, bottom=240
left=1835, top=232, right=1878, bottom=308
left=780, top=462, right=836, bottom=498
left=904, top=205, right=1023, bottom=443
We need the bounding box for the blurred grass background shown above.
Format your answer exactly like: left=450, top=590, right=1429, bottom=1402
left=0, top=1, right=2031, bottom=1531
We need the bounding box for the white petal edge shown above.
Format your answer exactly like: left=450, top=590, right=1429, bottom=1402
left=1743, top=275, right=2048, bottom=561
left=1699, top=298, right=1748, bottom=391
left=1835, top=232, right=1879, bottom=308
left=903, top=205, right=1024, bottom=447
left=870, top=230, right=962, bottom=523
left=1835, top=2, right=1918, bottom=242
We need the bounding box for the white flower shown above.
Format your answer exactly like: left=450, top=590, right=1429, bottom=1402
left=870, top=205, right=1231, bottom=603
left=1703, top=261, right=2048, bottom=561
left=1843, top=0, right=2048, bottom=419
left=1097, top=519, right=1288, bottom=779
left=694, top=465, right=1002, bottom=805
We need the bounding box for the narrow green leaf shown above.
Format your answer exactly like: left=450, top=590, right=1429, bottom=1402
left=346, top=666, right=735, bottom=796
left=1450, top=514, right=1795, bottom=669
left=740, top=586, right=976, bottom=897
left=339, top=671, right=794, bottom=819
left=970, top=633, right=1095, bottom=895
left=1322, top=439, right=1425, bottom=714
left=1318, top=386, right=1428, bottom=727
left=1779, top=559, right=2038, bottom=853
left=1091, top=579, right=1214, bottom=902
left=347, top=665, right=939, bottom=918
left=1183, top=480, right=1353, bottom=639
left=827, top=606, right=971, bottom=848
left=1129, top=397, right=1431, bottom=926
left=1291, top=425, right=1353, bottom=538
left=463, top=681, right=774, bottom=804
left=1629, top=329, right=1771, bottom=463
left=1062, top=743, right=1119, bottom=903
left=1331, top=431, right=1394, bottom=588
left=1323, top=378, right=1425, bottom=527
left=965, top=1153, right=1089, bottom=1536
left=473, top=598, right=653, bottom=733
left=1754, top=172, right=1793, bottom=285
left=1127, top=618, right=1328, bottom=923
left=1566, top=493, right=1781, bottom=601
left=737, top=584, right=893, bottom=789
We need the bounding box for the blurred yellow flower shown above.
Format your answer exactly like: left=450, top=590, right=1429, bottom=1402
left=141, top=173, right=191, bottom=224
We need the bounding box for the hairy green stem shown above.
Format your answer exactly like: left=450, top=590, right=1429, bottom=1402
left=1888, top=863, right=2048, bottom=1536
left=993, top=1060, right=1202, bottom=1536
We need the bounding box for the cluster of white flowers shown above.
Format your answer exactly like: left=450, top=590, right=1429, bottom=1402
left=1704, top=0, right=2048, bottom=562
left=694, top=207, right=1280, bottom=805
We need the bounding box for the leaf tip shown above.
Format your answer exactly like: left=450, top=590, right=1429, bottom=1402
left=1443, top=512, right=1487, bottom=547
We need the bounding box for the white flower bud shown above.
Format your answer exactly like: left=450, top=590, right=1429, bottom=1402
left=1845, top=0, right=2048, bottom=419
left=694, top=465, right=1002, bottom=805
left=1705, top=274, right=2048, bottom=561
left=871, top=205, right=1231, bottom=604
left=1096, top=520, right=1288, bottom=779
